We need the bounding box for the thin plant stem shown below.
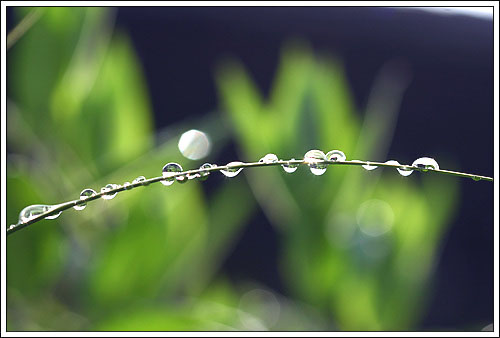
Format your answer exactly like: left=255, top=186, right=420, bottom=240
left=7, top=8, right=43, bottom=50
left=6, top=158, right=493, bottom=236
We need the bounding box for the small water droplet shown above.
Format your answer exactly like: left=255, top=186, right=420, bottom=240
left=220, top=162, right=244, bottom=177
left=176, top=175, right=188, bottom=184
left=304, top=149, right=327, bottom=175
left=198, top=163, right=213, bottom=181
left=132, top=176, right=146, bottom=185
left=101, top=184, right=118, bottom=200
left=412, top=157, right=439, bottom=171
left=259, top=153, right=278, bottom=164
left=74, top=188, right=97, bottom=210
left=187, top=173, right=200, bottom=180
left=362, top=162, right=379, bottom=171
left=385, top=160, right=413, bottom=176
left=162, top=162, right=183, bottom=186
left=472, top=176, right=481, bottom=181
left=123, top=182, right=132, bottom=189
left=19, top=204, right=60, bottom=223
left=282, top=159, right=299, bottom=173
left=325, top=150, right=346, bottom=162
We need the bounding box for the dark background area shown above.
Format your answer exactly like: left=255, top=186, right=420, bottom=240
left=7, top=6, right=494, bottom=329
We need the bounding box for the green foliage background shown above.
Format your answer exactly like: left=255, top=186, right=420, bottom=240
left=7, top=7, right=459, bottom=331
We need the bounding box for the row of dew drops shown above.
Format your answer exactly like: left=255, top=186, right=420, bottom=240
left=16, top=149, right=440, bottom=225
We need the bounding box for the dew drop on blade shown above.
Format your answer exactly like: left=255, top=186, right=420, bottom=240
left=161, top=162, right=183, bottom=186
left=198, top=163, right=213, bottom=181
left=74, top=188, right=97, bottom=210
left=176, top=175, right=188, bottom=184
left=123, top=182, right=132, bottom=189
left=259, top=153, right=278, bottom=164
left=45, top=209, right=62, bottom=220
left=472, top=176, right=481, bottom=181
left=220, top=162, right=244, bottom=177
left=19, top=204, right=51, bottom=223
left=101, top=184, right=118, bottom=200
left=132, top=176, right=146, bottom=185
left=325, top=150, right=346, bottom=162
left=304, top=149, right=327, bottom=175
left=362, top=162, right=378, bottom=171
left=385, top=160, right=413, bottom=176
left=412, top=157, right=439, bottom=172
left=282, top=159, right=299, bottom=173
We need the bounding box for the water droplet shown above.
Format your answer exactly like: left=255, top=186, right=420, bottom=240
left=45, top=210, right=62, bottom=220
left=176, top=175, right=188, bottom=184
left=412, top=157, right=439, bottom=171
left=472, top=176, right=481, bottom=181
left=19, top=204, right=60, bottom=223
left=220, top=162, right=244, bottom=177
left=282, top=159, right=299, bottom=173
left=178, top=129, right=211, bottom=160
left=161, top=162, right=183, bottom=186
left=304, top=149, right=327, bottom=175
left=74, top=188, right=97, bottom=210
left=101, top=184, right=118, bottom=200
left=325, top=150, right=346, bottom=162
left=187, top=173, right=201, bottom=180
left=362, top=162, right=379, bottom=171
left=259, top=153, right=278, bottom=164
left=198, top=163, right=213, bottom=181
left=132, top=176, right=146, bottom=185
left=385, top=160, right=413, bottom=176
left=123, top=182, right=132, bottom=189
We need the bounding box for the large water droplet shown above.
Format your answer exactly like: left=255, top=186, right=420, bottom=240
left=220, top=162, right=244, bottom=177
left=259, top=153, right=278, bottom=164
left=162, top=162, right=183, bottom=186
left=74, top=188, right=97, bottom=211
left=412, top=157, right=439, bottom=171
left=362, top=162, right=379, bottom=171
left=19, top=204, right=60, bottom=223
left=385, top=160, right=413, bottom=176
left=198, top=163, right=213, bottom=181
left=101, top=184, right=118, bottom=200
left=304, top=150, right=327, bottom=175
left=282, top=159, right=299, bottom=173
left=325, top=150, right=346, bottom=162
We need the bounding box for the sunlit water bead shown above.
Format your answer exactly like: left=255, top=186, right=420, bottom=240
left=19, top=204, right=60, bottom=223
left=176, top=175, right=188, bottom=184
left=412, top=157, right=439, bottom=171
left=281, top=159, right=299, bottom=173
left=303, top=149, right=327, bottom=175
left=74, top=188, right=97, bottom=211
left=325, top=149, right=346, bottom=162
left=132, top=176, right=146, bottom=185
left=123, top=181, right=132, bottom=189
left=362, top=162, right=379, bottom=171
left=220, top=161, right=244, bottom=178
left=259, top=153, right=278, bottom=164
left=161, top=162, right=183, bottom=186
left=198, top=163, right=213, bottom=181
left=385, top=160, right=413, bottom=177
left=101, top=184, right=118, bottom=200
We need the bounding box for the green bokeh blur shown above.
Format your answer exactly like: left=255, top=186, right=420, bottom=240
left=7, top=7, right=458, bottom=331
